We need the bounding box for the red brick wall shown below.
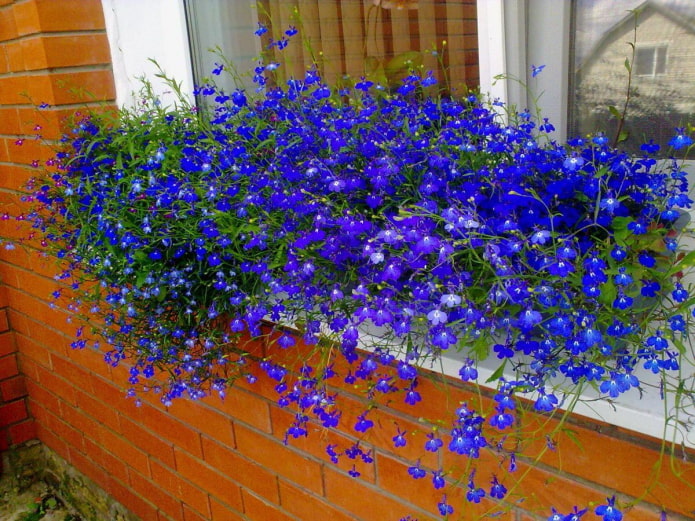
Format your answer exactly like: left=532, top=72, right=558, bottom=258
left=0, top=281, right=34, bottom=457
left=1, top=1, right=694, bottom=521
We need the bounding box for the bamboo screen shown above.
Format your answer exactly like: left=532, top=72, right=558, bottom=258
left=258, top=0, right=478, bottom=94
left=185, top=0, right=478, bottom=96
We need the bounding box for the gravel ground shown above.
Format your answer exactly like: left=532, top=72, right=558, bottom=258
left=0, top=467, right=82, bottom=521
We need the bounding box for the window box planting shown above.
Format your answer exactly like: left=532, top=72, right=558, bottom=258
left=18, top=27, right=695, bottom=520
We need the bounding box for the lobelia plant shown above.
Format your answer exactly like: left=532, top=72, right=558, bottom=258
left=11, top=22, right=695, bottom=521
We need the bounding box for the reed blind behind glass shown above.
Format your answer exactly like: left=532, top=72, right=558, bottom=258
left=184, top=0, right=478, bottom=95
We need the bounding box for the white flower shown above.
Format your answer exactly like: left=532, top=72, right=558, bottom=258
left=427, top=309, right=448, bottom=325
left=440, top=294, right=461, bottom=308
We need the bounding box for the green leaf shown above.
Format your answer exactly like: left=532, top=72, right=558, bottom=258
left=485, top=360, right=507, bottom=384
left=468, top=335, right=490, bottom=360
left=671, top=336, right=688, bottom=355
left=616, top=130, right=629, bottom=143
left=611, top=217, right=631, bottom=231
left=562, top=427, right=584, bottom=451
left=611, top=216, right=632, bottom=245
left=135, top=271, right=149, bottom=288
left=598, top=280, right=617, bottom=307
left=675, top=249, right=695, bottom=268
left=624, top=57, right=632, bottom=72
left=608, top=105, right=622, bottom=119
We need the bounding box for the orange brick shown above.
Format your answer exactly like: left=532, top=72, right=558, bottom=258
left=0, top=40, right=26, bottom=70
left=214, top=386, right=272, bottom=433
left=182, top=503, right=208, bottom=521
left=209, top=496, right=244, bottom=521
left=15, top=36, right=45, bottom=70
left=200, top=436, right=280, bottom=503
left=15, top=332, right=57, bottom=368
left=42, top=403, right=85, bottom=451
left=51, top=354, right=93, bottom=393
left=26, top=380, right=60, bottom=412
left=16, top=105, right=77, bottom=141
left=522, top=415, right=695, bottom=517
left=167, top=398, right=234, bottom=448
left=48, top=69, right=115, bottom=105
left=0, top=308, right=8, bottom=332
left=34, top=0, right=106, bottom=32
left=67, top=346, right=113, bottom=381
left=0, top=332, right=15, bottom=357
left=0, top=44, right=9, bottom=73
left=0, top=375, right=27, bottom=401
left=0, top=6, right=17, bottom=41
left=233, top=422, right=323, bottom=495
left=332, top=393, right=439, bottom=468
left=2, top=135, right=54, bottom=166
left=60, top=404, right=102, bottom=444
left=0, top=73, right=31, bottom=105
left=35, top=420, right=69, bottom=459
left=510, top=461, right=607, bottom=518
left=97, top=424, right=151, bottom=477
left=0, top=353, right=18, bottom=379
left=268, top=405, right=376, bottom=483
left=279, top=480, right=356, bottom=521
left=8, top=418, right=36, bottom=445
left=0, top=107, right=21, bottom=134
left=234, top=365, right=282, bottom=404
left=35, top=363, right=78, bottom=405
left=129, top=469, right=184, bottom=521
left=118, top=415, right=176, bottom=469
left=323, top=465, right=433, bottom=521
left=68, top=445, right=110, bottom=488
left=240, top=489, right=294, bottom=521
left=19, top=356, right=38, bottom=384
left=0, top=70, right=113, bottom=108
left=174, top=448, right=244, bottom=511
left=83, top=437, right=129, bottom=484
left=107, top=476, right=159, bottom=521
left=89, top=375, right=132, bottom=412
left=390, top=451, right=508, bottom=518
left=19, top=34, right=111, bottom=70
left=11, top=0, right=40, bottom=36
left=74, top=388, right=119, bottom=430
left=135, top=403, right=203, bottom=458
left=0, top=398, right=26, bottom=426
left=150, top=460, right=211, bottom=518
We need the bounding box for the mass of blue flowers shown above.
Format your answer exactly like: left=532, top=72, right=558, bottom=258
left=22, top=26, right=694, bottom=520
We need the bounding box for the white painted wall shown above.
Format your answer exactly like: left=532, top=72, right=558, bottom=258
left=101, top=0, right=194, bottom=108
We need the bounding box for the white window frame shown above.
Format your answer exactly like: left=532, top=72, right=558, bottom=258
left=101, top=0, right=693, bottom=448
left=635, top=43, right=668, bottom=77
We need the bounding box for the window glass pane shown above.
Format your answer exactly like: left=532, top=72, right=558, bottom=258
left=184, top=0, right=263, bottom=92
left=185, top=0, right=479, bottom=97
left=570, top=0, right=695, bottom=155
left=656, top=45, right=668, bottom=74
left=635, top=46, right=655, bottom=76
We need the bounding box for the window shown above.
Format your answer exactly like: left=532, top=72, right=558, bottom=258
left=635, top=44, right=667, bottom=76
left=184, top=0, right=479, bottom=96
left=570, top=0, right=695, bottom=155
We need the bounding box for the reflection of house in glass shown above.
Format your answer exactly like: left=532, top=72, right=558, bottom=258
left=572, top=0, right=695, bottom=153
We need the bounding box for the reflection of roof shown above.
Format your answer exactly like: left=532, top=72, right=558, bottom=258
left=576, top=0, right=695, bottom=73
